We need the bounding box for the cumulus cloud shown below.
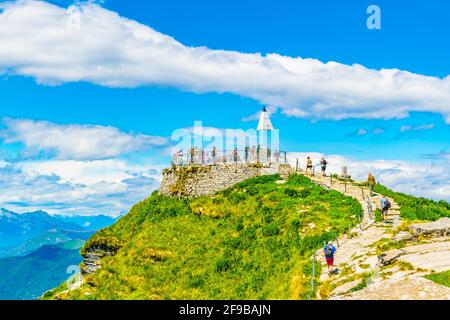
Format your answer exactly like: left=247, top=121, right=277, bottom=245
left=287, top=152, right=450, bottom=202
left=400, top=123, right=435, bottom=132
left=355, top=128, right=368, bottom=136
left=241, top=106, right=278, bottom=122
left=0, top=1, right=450, bottom=123
left=1, top=118, right=168, bottom=160
left=372, top=128, right=384, bottom=135
left=0, top=159, right=163, bottom=215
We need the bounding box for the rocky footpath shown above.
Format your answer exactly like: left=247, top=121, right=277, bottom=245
left=307, top=173, right=450, bottom=300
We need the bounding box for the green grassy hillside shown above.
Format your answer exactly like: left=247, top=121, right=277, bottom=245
left=373, top=184, right=450, bottom=221
left=49, top=174, right=363, bottom=300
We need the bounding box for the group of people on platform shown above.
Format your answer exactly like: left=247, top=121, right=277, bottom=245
left=172, top=146, right=285, bottom=165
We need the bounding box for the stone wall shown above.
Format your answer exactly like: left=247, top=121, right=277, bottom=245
left=159, top=163, right=293, bottom=197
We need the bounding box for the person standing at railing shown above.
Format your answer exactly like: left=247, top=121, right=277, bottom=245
left=212, top=146, right=217, bottom=164
left=189, top=148, right=195, bottom=165
left=320, top=157, right=328, bottom=176
left=179, top=149, right=183, bottom=165
left=306, top=156, right=313, bottom=175
left=176, top=150, right=182, bottom=165
left=233, top=147, right=238, bottom=163
left=251, top=146, right=256, bottom=163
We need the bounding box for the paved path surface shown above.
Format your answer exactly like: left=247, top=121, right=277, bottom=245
left=304, top=173, right=450, bottom=300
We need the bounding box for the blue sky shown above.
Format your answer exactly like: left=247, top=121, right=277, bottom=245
left=0, top=0, right=449, bottom=214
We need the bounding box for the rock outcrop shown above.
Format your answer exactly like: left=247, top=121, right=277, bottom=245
left=81, top=242, right=121, bottom=275
left=392, top=231, right=413, bottom=242
left=408, top=217, right=450, bottom=238
left=379, top=249, right=406, bottom=266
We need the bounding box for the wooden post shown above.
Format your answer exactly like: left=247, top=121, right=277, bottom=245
left=335, top=233, right=340, bottom=248
left=311, top=253, right=316, bottom=293
left=330, top=175, right=333, bottom=186
left=296, top=158, right=299, bottom=172
left=344, top=178, right=347, bottom=193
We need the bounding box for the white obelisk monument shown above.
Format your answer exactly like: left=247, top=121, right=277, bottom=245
left=256, top=107, right=276, bottom=162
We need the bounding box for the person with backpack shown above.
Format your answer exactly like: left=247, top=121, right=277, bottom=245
left=367, top=173, right=376, bottom=196
left=380, top=195, right=391, bottom=223
left=320, top=157, right=328, bottom=176
left=323, top=241, right=337, bottom=274
left=306, top=156, right=313, bottom=175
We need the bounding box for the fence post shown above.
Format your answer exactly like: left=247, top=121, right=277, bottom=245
left=348, top=224, right=351, bottom=237
left=335, top=233, right=340, bottom=248
left=311, top=253, right=316, bottom=294
left=296, top=158, right=299, bottom=172
left=284, top=152, right=287, bottom=164
left=344, top=178, right=347, bottom=193
left=330, top=175, right=333, bottom=186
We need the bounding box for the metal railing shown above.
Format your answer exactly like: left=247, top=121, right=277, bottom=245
left=171, top=148, right=288, bottom=166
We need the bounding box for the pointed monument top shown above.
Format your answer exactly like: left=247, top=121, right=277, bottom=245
left=257, top=107, right=274, bottom=131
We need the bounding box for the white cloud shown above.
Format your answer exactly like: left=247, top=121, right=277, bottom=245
left=356, top=128, right=368, bottom=136
left=2, top=118, right=168, bottom=160
left=372, top=128, right=384, bottom=135
left=0, top=159, right=164, bottom=215
left=400, top=123, right=435, bottom=132
left=287, top=152, right=450, bottom=202
left=0, top=1, right=450, bottom=123
left=241, top=106, right=278, bottom=122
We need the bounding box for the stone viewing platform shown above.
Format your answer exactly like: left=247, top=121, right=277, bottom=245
left=159, top=162, right=294, bottom=198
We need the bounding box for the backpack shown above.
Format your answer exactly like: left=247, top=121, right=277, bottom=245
left=384, top=199, right=391, bottom=209
left=324, top=245, right=333, bottom=257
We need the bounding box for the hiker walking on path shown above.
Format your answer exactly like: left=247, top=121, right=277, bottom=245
left=306, top=156, right=313, bottom=175
left=323, top=241, right=337, bottom=274
left=380, top=195, right=391, bottom=223
left=320, top=157, right=328, bottom=176
left=367, top=173, right=376, bottom=196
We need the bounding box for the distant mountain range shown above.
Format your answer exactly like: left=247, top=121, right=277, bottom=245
left=0, top=208, right=119, bottom=299
left=0, top=241, right=84, bottom=300
left=0, top=208, right=117, bottom=258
